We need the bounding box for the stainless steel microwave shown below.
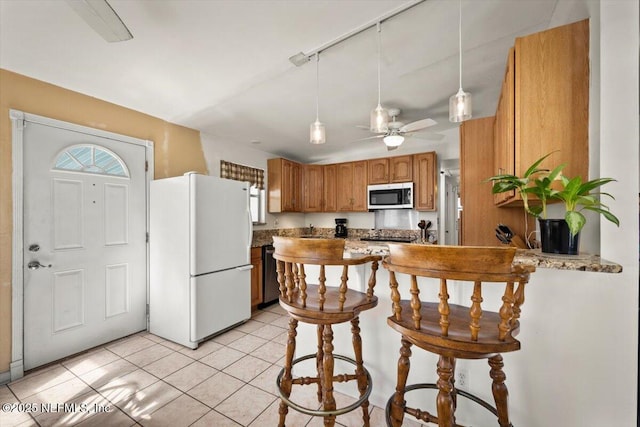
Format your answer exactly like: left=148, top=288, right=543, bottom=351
left=367, top=182, right=414, bottom=210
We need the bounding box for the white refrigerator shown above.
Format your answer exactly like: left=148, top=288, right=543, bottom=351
left=150, top=172, right=252, bottom=349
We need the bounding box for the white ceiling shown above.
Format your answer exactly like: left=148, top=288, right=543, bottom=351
left=0, top=0, right=592, bottom=163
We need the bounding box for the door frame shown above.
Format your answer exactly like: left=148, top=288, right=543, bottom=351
left=9, top=110, right=154, bottom=381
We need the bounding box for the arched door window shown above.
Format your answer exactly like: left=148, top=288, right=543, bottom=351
left=53, top=144, right=130, bottom=178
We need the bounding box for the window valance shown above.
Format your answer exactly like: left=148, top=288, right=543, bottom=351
left=220, top=160, right=264, bottom=189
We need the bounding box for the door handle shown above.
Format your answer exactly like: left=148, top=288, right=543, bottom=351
left=28, top=261, right=52, bottom=270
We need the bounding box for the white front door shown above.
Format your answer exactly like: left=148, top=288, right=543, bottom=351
left=22, top=119, right=148, bottom=370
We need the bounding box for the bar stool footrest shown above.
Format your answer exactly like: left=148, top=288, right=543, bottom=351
left=385, top=383, right=510, bottom=427
left=277, top=353, right=373, bottom=417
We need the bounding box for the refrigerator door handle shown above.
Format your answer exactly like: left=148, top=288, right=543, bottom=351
left=236, top=265, right=254, bottom=271
left=247, top=202, right=253, bottom=253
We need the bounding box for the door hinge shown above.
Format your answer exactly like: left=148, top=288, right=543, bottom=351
left=145, top=161, right=149, bottom=172
left=146, top=232, right=149, bottom=243
left=146, top=303, right=150, bottom=316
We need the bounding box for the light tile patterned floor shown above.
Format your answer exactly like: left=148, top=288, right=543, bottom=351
left=0, top=305, right=425, bottom=427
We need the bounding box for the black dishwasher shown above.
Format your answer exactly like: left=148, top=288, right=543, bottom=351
left=261, top=244, right=279, bottom=306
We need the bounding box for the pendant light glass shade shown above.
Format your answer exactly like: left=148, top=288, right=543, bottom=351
left=310, top=53, right=326, bottom=144
left=370, top=22, right=389, bottom=133
left=370, top=104, right=389, bottom=133
left=449, top=0, right=472, bottom=123
left=383, top=134, right=404, bottom=147
left=310, top=120, right=326, bottom=144
left=449, top=88, right=472, bottom=122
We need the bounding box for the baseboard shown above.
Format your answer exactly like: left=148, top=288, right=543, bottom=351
left=0, top=370, right=11, bottom=385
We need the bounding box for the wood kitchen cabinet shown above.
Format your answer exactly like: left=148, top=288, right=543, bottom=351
left=413, top=151, right=437, bottom=211
left=267, top=158, right=302, bottom=213
left=493, top=47, right=515, bottom=205
left=323, top=163, right=337, bottom=212
left=368, top=155, right=413, bottom=184
left=302, top=164, right=324, bottom=212
left=368, top=158, right=389, bottom=184
left=460, top=117, right=534, bottom=246
left=336, top=161, right=368, bottom=212
left=250, top=246, right=263, bottom=310
left=495, top=19, right=589, bottom=206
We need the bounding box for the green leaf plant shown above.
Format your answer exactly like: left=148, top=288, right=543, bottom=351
left=485, top=152, right=619, bottom=237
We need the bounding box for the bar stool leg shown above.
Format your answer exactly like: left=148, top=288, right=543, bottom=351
left=351, top=317, right=370, bottom=426
left=316, top=324, right=324, bottom=403
left=322, top=324, right=336, bottom=427
left=436, top=355, right=455, bottom=427
left=278, top=317, right=298, bottom=427
left=489, top=354, right=512, bottom=427
left=390, top=338, right=412, bottom=427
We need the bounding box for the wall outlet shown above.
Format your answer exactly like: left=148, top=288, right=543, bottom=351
left=456, top=368, right=469, bottom=388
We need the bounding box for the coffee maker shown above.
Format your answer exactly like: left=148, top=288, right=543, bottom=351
left=335, top=218, right=348, bottom=238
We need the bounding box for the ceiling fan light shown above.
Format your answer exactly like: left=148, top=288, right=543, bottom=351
left=370, top=104, right=389, bottom=133
left=449, top=88, right=472, bottom=122
left=383, top=134, right=404, bottom=147
left=310, top=120, right=326, bottom=144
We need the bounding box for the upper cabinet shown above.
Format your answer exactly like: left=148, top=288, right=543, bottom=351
left=302, top=164, right=324, bottom=212
left=493, top=47, right=515, bottom=205
left=413, top=152, right=437, bottom=211
left=268, top=153, right=431, bottom=213
left=323, top=164, right=337, bottom=212
left=267, top=158, right=302, bottom=213
left=336, top=161, right=368, bottom=212
left=495, top=19, right=589, bottom=206
left=367, top=155, right=413, bottom=184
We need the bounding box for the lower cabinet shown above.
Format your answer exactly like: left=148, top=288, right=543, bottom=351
left=250, top=247, right=263, bottom=310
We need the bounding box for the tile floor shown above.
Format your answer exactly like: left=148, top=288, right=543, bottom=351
left=1, top=304, right=423, bottom=427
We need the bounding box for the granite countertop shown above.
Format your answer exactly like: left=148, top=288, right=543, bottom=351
left=253, top=228, right=622, bottom=273
left=345, top=240, right=622, bottom=274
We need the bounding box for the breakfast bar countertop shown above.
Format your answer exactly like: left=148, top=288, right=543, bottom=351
left=344, top=240, right=623, bottom=274
left=252, top=230, right=622, bottom=273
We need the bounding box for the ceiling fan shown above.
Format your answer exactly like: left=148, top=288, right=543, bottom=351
left=357, top=108, right=442, bottom=151
left=66, top=0, right=133, bottom=42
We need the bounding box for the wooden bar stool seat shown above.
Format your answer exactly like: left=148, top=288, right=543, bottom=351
left=382, top=244, right=535, bottom=427
left=273, top=236, right=382, bottom=427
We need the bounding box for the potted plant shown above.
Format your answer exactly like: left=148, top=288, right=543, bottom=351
left=486, top=153, right=619, bottom=254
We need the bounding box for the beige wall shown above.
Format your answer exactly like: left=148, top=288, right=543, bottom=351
left=0, top=69, right=207, bottom=373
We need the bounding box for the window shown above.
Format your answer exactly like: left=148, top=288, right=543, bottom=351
left=53, top=144, right=129, bottom=178
left=249, top=185, right=266, bottom=225
left=220, top=160, right=266, bottom=225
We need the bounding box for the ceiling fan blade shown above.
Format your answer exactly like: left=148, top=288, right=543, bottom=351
left=354, top=135, right=385, bottom=142
left=66, top=0, right=133, bottom=42
left=411, top=133, right=446, bottom=141
left=399, top=118, right=437, bottom=133
left=356, top=124, right=387, bottom=134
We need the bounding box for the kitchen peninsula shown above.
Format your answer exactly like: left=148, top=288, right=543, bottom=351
left=262, top=234, right=622, bottom=426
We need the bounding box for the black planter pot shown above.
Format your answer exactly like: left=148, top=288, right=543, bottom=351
left=538, top=219, right=580, bottom=255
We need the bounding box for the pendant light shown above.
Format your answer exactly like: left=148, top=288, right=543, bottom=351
left=310, top=52, right=326, bottom=144
left=370, top=22, right=389, bottom=133
left=449, top=0, right=472, bottom=122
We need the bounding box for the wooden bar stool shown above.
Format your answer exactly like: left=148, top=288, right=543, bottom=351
left=272, top=236, right=382, bottom=427
left=382, top=244, right=534, bottom=427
